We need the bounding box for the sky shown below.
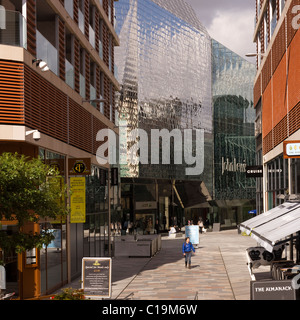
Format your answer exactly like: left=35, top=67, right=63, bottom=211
left=185, top=0, right=256, bottom=63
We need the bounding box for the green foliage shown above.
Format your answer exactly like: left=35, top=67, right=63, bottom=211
left=51, top=288, right=86, bottom=300
left=0, top=152, right=69, bottom=256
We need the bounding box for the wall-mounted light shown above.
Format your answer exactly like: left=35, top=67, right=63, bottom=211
left=32, top=58, right=50, bottom=72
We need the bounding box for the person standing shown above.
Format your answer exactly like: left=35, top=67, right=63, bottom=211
left=182, top=237, right=195, bottom=269
left=198, top=219, right=204, bottom=234
left=155, top=219, right=160, bottom=234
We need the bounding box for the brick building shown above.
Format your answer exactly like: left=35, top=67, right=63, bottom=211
left=0, top=0, right=119, bottom=298
left=253, top=0, right=300, bottom=212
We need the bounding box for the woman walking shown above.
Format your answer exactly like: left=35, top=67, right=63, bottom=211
left=182, top=237, right=195, bottom=269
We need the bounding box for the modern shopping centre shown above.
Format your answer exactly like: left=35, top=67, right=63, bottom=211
left=114, top=0, right=256, bottom=233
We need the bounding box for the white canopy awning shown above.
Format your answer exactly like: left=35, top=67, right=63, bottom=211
left=239, top=201, right=300, bottom=252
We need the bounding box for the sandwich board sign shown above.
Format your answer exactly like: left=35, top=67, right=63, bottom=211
left=250, top=280, right=297, bottom=300
left=81, top=257, right=112, bottom=299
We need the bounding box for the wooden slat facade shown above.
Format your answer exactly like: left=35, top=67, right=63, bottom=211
left=0, top=60, right=24, bottom=124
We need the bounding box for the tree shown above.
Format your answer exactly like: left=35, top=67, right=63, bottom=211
left=0, top=152, right=68, bottom=264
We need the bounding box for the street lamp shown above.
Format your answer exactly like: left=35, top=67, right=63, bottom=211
left=245, top=52, right=266, bottom=58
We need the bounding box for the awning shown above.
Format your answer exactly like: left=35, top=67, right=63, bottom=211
left=239, top=201, right=300, bottom=253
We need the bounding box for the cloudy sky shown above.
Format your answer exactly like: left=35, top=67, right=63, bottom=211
left=185, top=0, right=256, bottom=62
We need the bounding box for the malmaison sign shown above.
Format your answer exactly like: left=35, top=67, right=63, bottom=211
left=221, top=157, right=247, bottom=175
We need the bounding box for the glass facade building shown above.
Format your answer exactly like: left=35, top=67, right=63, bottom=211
left=114, top=0, right=213, bottom=231
left=211, top=39, right=256, bottom=229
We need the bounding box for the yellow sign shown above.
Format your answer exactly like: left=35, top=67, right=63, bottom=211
left=70, top=177, right=86, bottom=223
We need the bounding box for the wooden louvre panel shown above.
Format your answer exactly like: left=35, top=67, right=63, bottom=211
left=0, top=60, right=24, bottom=124
left=253, top=74, right=261, bottom=108
left=263, top=102, right=300, bottom=155
left=102, top=23, right=109, bottom=67
left=85, top=53, right=90, bottom=101
left=24, top=65, right=68, bottom=143
left=271, top=19, right=286, bottom=75
left=58, top=17, right=66, bottom=82
left=95, top=8, right=100, bottom=54
left=26, top=0, right=36, bottom=56
left=68, top=98, right=93, bottom=153
left=263, top=131, right=273, bottom=155
left=74, top=38, right=80, bottom=94
left=273, top=115, right=288, bottom=147
left=103, top=74, right=109, bottom=119
left=261, top=54, right=272, bottom=94
left=84, top=0, right=89, bottom=40
left=96, top=65, right=101, bottom=111
left=73, top=0, right=79, bottom=24
left=289, top=101, right=300, bottom=136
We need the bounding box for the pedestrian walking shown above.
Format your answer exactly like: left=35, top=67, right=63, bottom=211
left=182, top=237, right=195, bottom=269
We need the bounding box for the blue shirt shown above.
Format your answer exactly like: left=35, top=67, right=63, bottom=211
left=182, top=242, right=195, bottom=253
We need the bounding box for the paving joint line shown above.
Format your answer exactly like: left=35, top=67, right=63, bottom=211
left=114, top=253, right=157, bottom=300
left=218, top=246, right=236, bottom=300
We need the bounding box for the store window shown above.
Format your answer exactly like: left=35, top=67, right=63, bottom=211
left=39, top=148, right=67, bottom=294
left=266, top=155, right=288, bottom=210
left=84, top=166, right=109, bottom=257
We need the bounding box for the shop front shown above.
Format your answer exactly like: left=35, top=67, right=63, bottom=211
left=239, top=200, right=300, bottom=300
left=0, top=142, right=116, bottom=298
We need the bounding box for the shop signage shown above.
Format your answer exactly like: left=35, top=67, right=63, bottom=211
left=135, top=201, right=157, bottom=210
left=68, top=158, right=91, bottom=175
left=82, top=257, right=112, bottom=299
left=221, top=157, right=247, bottom=175
left=251, top=280, right=297, bottom=300
left=45, top=158, right=65, bottom=175
left=25, top=248, right=38, bottom=268
left=284, top=141, right=300, bottom=159
left=70, top=177, right=86, bottom=223
left=246, top=165, right=263, bottom=178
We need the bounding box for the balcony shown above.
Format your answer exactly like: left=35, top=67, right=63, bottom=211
left=270, top=14, right=277, bottom=37
left=78, top=9, right=84, bottom=34
left=65, top=59, right=74, bottom=89
left=99, top=40, right=103, bottom=60
left=80, top=73, right=86, bottom=98
left=65, top=0, right=74, bottom=19
left=89, top=24, right=95, bottom=48
left=0, top=9, right=27, bottom=49
left=36, top=30, right=58, bottom=75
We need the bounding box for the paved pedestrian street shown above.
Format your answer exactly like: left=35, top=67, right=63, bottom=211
left=111, top=230, right=257, bottom=300
left=58, top=230, right=259, bottom=300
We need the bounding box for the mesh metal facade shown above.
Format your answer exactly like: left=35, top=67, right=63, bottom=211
left=114, top=0, right=213, bottom=192
left=212, top=39, right=256, bottom=201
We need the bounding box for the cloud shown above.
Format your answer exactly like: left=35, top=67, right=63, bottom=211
left=207, top=8, right=256, bottom=61
left=184, top=0, right=256, bottom=62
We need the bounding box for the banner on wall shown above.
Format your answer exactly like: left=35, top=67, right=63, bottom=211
left=70, top=177, right=86, bottom=223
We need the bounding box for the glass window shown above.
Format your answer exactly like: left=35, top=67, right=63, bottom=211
left=40, top=150, right=67, bottom=294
